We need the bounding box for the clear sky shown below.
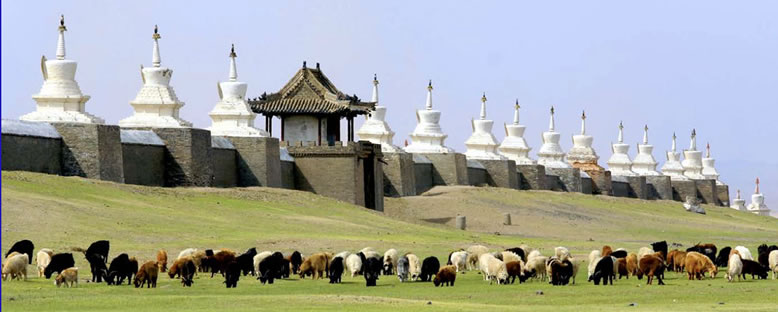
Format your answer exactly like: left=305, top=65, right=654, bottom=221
left=2, top=1, right=776, bottom=216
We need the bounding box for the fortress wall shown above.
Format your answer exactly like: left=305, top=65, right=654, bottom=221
left=1, top=120, right=62, bottom=175
left=211, top=137, right=238, bottom=188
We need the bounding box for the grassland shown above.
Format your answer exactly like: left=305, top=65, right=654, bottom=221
left=2, top=171, right=777, bottom=311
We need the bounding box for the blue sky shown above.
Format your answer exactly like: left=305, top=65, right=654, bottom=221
left=2, top=1, right=776, bottom=216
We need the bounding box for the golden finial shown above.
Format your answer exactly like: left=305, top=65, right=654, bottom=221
left=427, top=80, right=433, bottom=91
left=481, top=92, right=487, bottom=103
left=619, top=121, right=624, bottom=130
left=673, top=132, right=676, bottom=140
left=229, top=44, right=237, bottom=58
left=515, top=99, right=519, bottom=110
left=691, top=128, right=696, bottom=137
left=59, top=15, right=67, bottom=32
left=581, top=110, right=586, bottom=120
left=373, top=74, right=379, bottom=86
left=550, top=106, right=555, bottom=115
left=644, top=124, right=648, bottom=131
left=152, top=25, right=161, bottom=40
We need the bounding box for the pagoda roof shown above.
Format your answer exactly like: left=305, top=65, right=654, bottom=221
left=249, top=65, right=375, bottom=116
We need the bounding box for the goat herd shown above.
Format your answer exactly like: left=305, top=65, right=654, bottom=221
left=2, top=239, right=778, bottom=290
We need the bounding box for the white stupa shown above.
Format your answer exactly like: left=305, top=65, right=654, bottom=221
left=464, top=94, right=505, bottom=160
left=21, top=15, right=104, bottom=124
left=536, top=107, right=571, bottom=169
left=208, top=45, right=267, bottom=137
left=606, top=122, right=637, bottom=176
left=730, top=189, right=747, bottom=211
left=681, top=129, right=705, bottom=180
left=747, top=178, right=770, bottom=216
left=631, top=125, right=661, bottom=176
left=404, top=81, right=454, bottom=153
left=566, top=111, right=600, bottom=166
left=119, top=25, right=192, bottom=128
left=661, top=133, right=689, bottom=181
left=701, top=143, right=723, bottom=185
left=356, top=75, right=401, bottom=152
left=498, top=100, right=534, bottom=164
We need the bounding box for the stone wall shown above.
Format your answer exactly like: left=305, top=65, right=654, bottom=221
left=467, top=160, right=488, bottom=186
left=581, top=176, right=593, bottom=194
left=150, top=128, right=213, bottom=187
left=611, top=176, right=647, bottom=199
left=211, top=137, right=237, bottom=187
left=382, top=152, right=416, bottom=197
left=53, top=123, right=124, bottom=183
left=695, top=179, right=719, bottom=206
left=479, top=159, right=518, bottom=189
left=413, top=154, right=434, bottom=194
left=717, top=184, right=730, bottom=206
left=645, top=175, right=673, bottom=200
left=545, top=167, right=581, bottom=192
left=420, top=153, right=468, bottom=186
left=584, top=170, right=612, bottom=195
left=121, top=144, right=165, bottom=186
left=1, top=127, right=62, bottom=175
left=516, top=164, right=546, bottom=190
left=227, top=136, right=281, bottom=187
left=280, top=160, right=295, bottom=189
left=672, top=180, right=698, bottom=202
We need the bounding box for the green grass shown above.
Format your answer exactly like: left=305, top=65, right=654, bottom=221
left=2, top=171, right=778, bottom=311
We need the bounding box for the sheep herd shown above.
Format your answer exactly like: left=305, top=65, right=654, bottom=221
left=2, top=239, right=778, bottom=290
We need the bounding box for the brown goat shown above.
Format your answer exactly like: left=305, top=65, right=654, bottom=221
left=626, top=253, right=639, bottom=277
left=671, top=251, right=687, bottom=272
left=637, top=254, right=665, bottom=285
left=299, top=253, right=329, bottom=279
left=168, top=256, right=191, bottom=279
left=156, top=250, right=168, bottom=273
left=505, top=260, right=523, bottom=284
left=617, top=257, right=629, bottom=279
left=685, top=251, right=717, bottom=280
left=601, top=245, right=613, bottom=257
left=209, top=250, right=237, bottom=278
left=134, top=261, right=159, bottom=288
left=433, top=265, right=457, bottom=287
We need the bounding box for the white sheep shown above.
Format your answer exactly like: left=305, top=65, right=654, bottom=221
left=525, top=255, right=548, bottom=281
left=346, top=253, right=362, bottom=278
left=527, top=250, right=543, bottom=262
left=36, top=248, right=53, bottom=278
left=2, top=254, right=28, bottom=281
left=726, top=252, right=743, bottom=282
left=480, top=254, right=508, bottom=284
left=334, top=251, right=350, bottom=271
left=253, top=251, right=272, bottom=274
left=450, top=251, right=469, bottom=273
left=768, top=250, right=778, bottom=280
left=637, top=247, right=654, bottom=260
left=383, top=249, right=398, bottom=274
left=360, top=247, right=376, bottom=254
left=554, top=247, right=570, bottom=261
left=478, top=253, right=495, bottom=281
left=734, top=246, right=753, bottom=261
left=501, top=251, right=521, bottom=264
left=406, top=253, right=421, bottom=281
left=177, top=248, right=198, bottom=260
left=571, top=256, right=581, bottom=284
left=466, top=245, right=489, bottom=271
left=587, top=250, right=602, bottom=280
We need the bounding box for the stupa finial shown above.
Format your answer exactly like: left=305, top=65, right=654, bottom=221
left=690, top=128, right=697, bottom=150
left=671, top=132, right=677, bottom=152
left=643, top=124, right=649, bottom=144
left=425, top=80, right=433, bottom=110
left=617, top=121, right=624, bottom=143
left=513, top=99, right=520, bottom=125
left=706, top=142, right=711, bottom=158
left=736, top=189, right=741, bottom=199
left=479, top=92, right=487, bottom=120
left=152, top=25, right=161, bottom=67
left=56, top=15, right=67, bottom=60
left=580, top=110, right=586, bottom=135
left=755, top=177, right=760, bottom=194
left=228, top=44, right=237, bottom=81
left=371, top=74, right=379, bottom=103
left=549, top=106, right=555, bottom=131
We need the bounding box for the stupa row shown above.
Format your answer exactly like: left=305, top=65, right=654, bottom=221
left=6, top=17, right=768, bottom=217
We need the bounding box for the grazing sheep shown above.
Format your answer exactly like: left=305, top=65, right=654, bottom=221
left=44, top=253, right=75, bottom=279
left=637, top=254, right=665, bottom=285
left=733, top=246, right=754, bottom=261
left=36, top=248, right=53, bottom=277
left=686, top=244, right=717, bottom=262
left=587, top=250, right=602, bottom=280
left=525, top=256, right=548, bottom=282
left=769, top=250, right=778, bottom=279
left=548, top=257, right=573, bottom=286
left=134, top=261, right=159, bottom=288
left=397, top=255, right=410, bottom=282
left=450, top=251, right=468, bottom=273
left=478, top=253, right=496, bottom=281
left=601, top=245, right=613, bottom=257
left=329, top=256, right=344, bottom=284
left=589, top=256, right=613, bottom=285
left=626, top=253, right=639, bottom=277
left=554, top=247, right=570, bottom=261
left=6, top=240, right=34, bottom=264
left=299, top=253, right=329, bottom=279
left=757, top=245, right=777, bottom=267
left=334, top=251, right=350, bottom=274
left=383, top=249, right=398, bottom=275
left=740, top=259, right=768, bottom=280
left=346, top=254, right=363, bottom=278
left=617, top=257, right=629, bottom=279
left=258, top=252, right=285, bottom=284
left=420, top=256, right=440, bottom=282
left=505, top=260, right=528, bottom=284
left=179, top=258, right=196, bottom=287
left=107, top=253, right=136, bottom=285
left=481, top=253, right=508, bottom=284
left=466, top=245, right=489, bottom=271
left=610, top=249, right=628, bottom=259
left=191, top=250, right=207, bottom=272
left=726, top=250, right=743, bottom=282
left=651, top=241, right=668, bottom=261
left=685, top=251, right=717, bottom=280
left=505, top=248, right=526, bottom=262
left=407, top=254, right=421, bottom=281
left=2, top=254, right=28, bottom=281
left=362, top=254, right=382, bottom=287
left=446, top=249, right=463, bottom=265
left=672, top=251, right=687, bottom=273
left=209, top=250, right=237, bottom=278
left=224, top=261, right=240, bottom=288
left=433, top=265, right=457, bottom=287
left=527, top=250, right=542, bottom=262
left=715, top=247, right=732, bottom=267
left=501, top=251, right=521, bottom=264
left=638, top=247, right=654, bottom=260
left=156, top=250, right=168, bottom=273
left=253, top=251, right=272, bottom=277
left=168, top=256, right=191, bottom=279
left=55, top=267, right=78, bottom=288
left=236, top=248, right=258, bottom=276
left=570, top=257, right=581, bottom=284
left=178, top=248, right=198, bottom=260
left=289, top=251, right=303, bottom=274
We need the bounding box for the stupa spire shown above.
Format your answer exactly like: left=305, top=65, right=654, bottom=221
left=671, top=132, right=677, bottom=152
left=479, top=93, right=487, bottom=120
left=549, top=106, right=555, bottom=131
left=756, top=177, right=760, bottom=194
left=690, top=129, right=697, bottom=151
left=737, top=189, right=741, bottom=199
left=617, top=121, right=624, bottom=143
left=513, top=100, right=520, bottom=125
left=705, top=142, right=711, bottom=158
left=228, top=44, right=237, bottom=81
left=152, top=25, right=161, bottom=67
left=56, top=15, right=66, bottom=60
left=425, top=80, right=433, bottom=110
left=371, top=74, right=379, bottom=103
left=580, top=110, right=586, bottom=135
left=643, top=125, right=648, bottom=144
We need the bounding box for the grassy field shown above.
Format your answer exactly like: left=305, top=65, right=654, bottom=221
left=2, top=171, right=777, bottom=311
